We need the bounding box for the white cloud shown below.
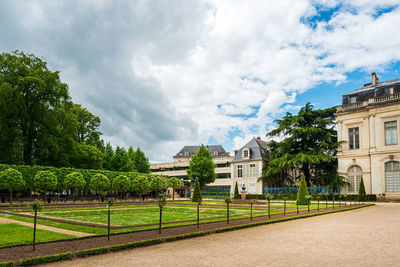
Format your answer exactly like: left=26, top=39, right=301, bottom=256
left=1, top=0, right=400, bottom=162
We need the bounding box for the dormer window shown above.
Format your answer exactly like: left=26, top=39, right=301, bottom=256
left=242, top=148, right=250, bottom=159
left=184, top=152, right=189, bottom=156
left=350, top=96, right=357, bottom=104
left=213, top=151, right=218, bottom=156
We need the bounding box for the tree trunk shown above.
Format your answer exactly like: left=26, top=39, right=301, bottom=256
left=44, top=186, right=47, bottom=202
left=302, top=164, right=311, bottom=187
left=172, top=189, right=175, bottom=200
left=33, top=210, right=37, bottom=251
left=121, top=191, right=123, bottom=202
left=9, top=188, right=13, bottom=205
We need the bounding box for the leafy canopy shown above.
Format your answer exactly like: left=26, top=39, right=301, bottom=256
left=192, top=178, right=202, bottom=203
left=33, top=171, right=58, bottom=191
left=131, top=174, right=150, bottom=196
left=63, top=172, right=85, bottom=190
left=89, top=173, right=110, bottom=192
left=167, top=177, right=181, bottom=190
left=113, top=175, right=131, bottom=192
left=0, top=168, right=25, bottom=191
left=186, top=145, right=216, bottom=189
left=150, top=176, right=166, bottom=195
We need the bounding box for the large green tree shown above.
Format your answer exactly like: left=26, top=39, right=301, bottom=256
left=63, top=172, right=85, bottom=202
left=0, top=168, right=26, bottom=204
left=89, top=173, right=110, bottom=201
left=134, top=147, right=150, bottom=173
left=261, top=103, right=341, bottom=187
left=113, top=174, right=131, bottom=200
left=33, top=171, right=58, bottom=201
left=150, top=175, right=166, bottom=196
left=186, top=145, right=216, bottom=189
left=0, top=51, right=69, bottom=165
left=167, top=177, right=181, bottom=200
left=131, top=174, right=149, bottom=201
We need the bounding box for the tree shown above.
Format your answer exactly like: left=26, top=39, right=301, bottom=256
left=167, top=177, right=181, bottom=200
left=186, top=145, right=216, bottom=189
left=261, top=103, right=341, bottom=186
left=63, top=172, right=85, bottom=203
left=89, top=173, right=110, bottom=201
left=134, top=147, right=150, bottom=173
left=71, top=103, right=101, bottom=146
left=131, top=174, right=150, bottom=201
left=150, top=176, right=166, bottom=196
left=192, top=178, right=202, bottom=203
left=0, top=51, right=69, bottom=165
left=0, top=168, right=25, bottom=204
left=297, top=174, right=309, bottom=205
left=359, top=178, right=366, bottom=201
left=33, top=171, right=58, bottom=201
left=233, top=181, right=240, bottom=199
left=103, top=142, right=115, bottom=171
left=113, top=175, right=131, bottom=200
left=30, top=199, right=43, bottom=251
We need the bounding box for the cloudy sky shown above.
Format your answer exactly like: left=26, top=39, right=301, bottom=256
left=1, top=0, right=400, bottom=162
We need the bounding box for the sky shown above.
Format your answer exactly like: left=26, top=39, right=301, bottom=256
left=1, top=0, right=400, bottom=163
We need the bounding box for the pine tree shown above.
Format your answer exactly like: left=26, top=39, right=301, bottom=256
left=358, top=178, right=366, bottom=201
left=135, top=147, right=151, bottom=173
left=297, top=174, right=309, bottom=205
left=192, top=178, right=202, bottom=203
left=233, top=181, right=240, bottom=199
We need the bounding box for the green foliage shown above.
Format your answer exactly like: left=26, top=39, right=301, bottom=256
left=0, top=168, right=25, bottom=203
left=134, top=147, right=151, bottom=173
left=192, top=178, right=202, bottom=203
left=29, top=199, right=43, bottom=211
left=19, top=252, right=72, bottom=266
left=260, top=103, right=341, bottom=187
left=225, top=197, right=232, bottom=204
left=233, top=181, right=240, bottom=199
left=0, top=261, right=14, bottom=267
left=150, top=176, right=166, bottom=195
left=296, top=174, right=309, bottom=205
left=113, top=175, right=131, bottom=193
left=186, top=145, right=216, bottom=189
left=359, top=178, right=366, bottom=200
left=167, top=177, right=181, bottom=190
left=33, top=171, right=57, bottom=198
left=76, top=247, right=108, bottom=257
left=63, top=172, right=85, bottom=191
left=107, top=198, right=115, bottom=206
left=131, top=174, right=149, bottom=198
left=89, top=173, right=110, bottom=192
left=265, top=194, right=274, bottom=200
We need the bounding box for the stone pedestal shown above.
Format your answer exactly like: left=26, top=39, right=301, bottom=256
left=240, top=192, right=247, bottom=200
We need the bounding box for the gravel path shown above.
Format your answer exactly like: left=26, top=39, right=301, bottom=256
left=46, top=204, right=400, bottom=267
left=0, top=217, right=93, bottom=237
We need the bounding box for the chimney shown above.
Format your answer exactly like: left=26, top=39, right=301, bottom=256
left=372, top=72, right=378, bottom=86
left=256, top=136, right=261, bottom=140
left=234, top=150, right=238, bottom=156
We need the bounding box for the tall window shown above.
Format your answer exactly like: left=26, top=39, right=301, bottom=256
left=250, top=164, right=256, bottom=177
left=237, top=165, right=243, bottom=178
left=385, top=161, right=400, bottom=192
left=347, top=165, right=362, bottom=192
left=385, top=121, right=397, bottom=145
left=349, top=127, right=360, bottom=149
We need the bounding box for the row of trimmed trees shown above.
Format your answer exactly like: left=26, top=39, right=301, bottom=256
left=0, top=168, right=182, bottom=204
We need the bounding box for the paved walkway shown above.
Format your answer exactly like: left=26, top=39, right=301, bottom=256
left=0, top=217, right=93, bottom=237
left=48, top=204, right=400, bottom=266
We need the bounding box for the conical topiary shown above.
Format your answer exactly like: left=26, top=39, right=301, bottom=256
left=358, top=178, right=366, bottom=201
left=296, top=174, right=309, bottom=205
left=234, top=181, right=240, bottom=199
left=192, top=178, right=202, bottom=203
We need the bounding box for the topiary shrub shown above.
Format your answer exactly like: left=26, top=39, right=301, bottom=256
left=192, top=178, right=202, bottom=203
left=233, top=181, right=240, bottom=199
left=296, top=174, right=309, bottom=205
left=358, top=178, right=366, bottom=201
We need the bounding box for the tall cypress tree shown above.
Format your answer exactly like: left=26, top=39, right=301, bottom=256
left=358, top=178, right=366, bottom=201
left=297, top=174, right=309, bottom=205
left=192, top=178, right=202, bottom=203
left=233, top=181, right=240, bottom=199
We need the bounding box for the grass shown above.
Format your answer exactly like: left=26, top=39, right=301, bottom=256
left=0, top=223, right=74, bottom=247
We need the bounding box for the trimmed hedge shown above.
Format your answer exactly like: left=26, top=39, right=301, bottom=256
left=246, top=193, right=376, bottom=202
left=0, top=261, right=15, bottom=267
left=19, top=252, right=72, bottom=266
left=110, top=231, right=210, bottom=252
left=76, top=246, right=109, bottom=257
left=215, top=204, right=374, bottom=233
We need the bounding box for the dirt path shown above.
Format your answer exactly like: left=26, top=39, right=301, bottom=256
left=45, top=204, right=400, bottom=267
left=0, top=217, right=93, bottom=237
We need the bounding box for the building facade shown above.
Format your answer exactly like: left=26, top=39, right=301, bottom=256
left=336, top=73, right=400, bottom=197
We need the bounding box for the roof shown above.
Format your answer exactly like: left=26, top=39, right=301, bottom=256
left=343, top=77, right=400, bottom=96
left=232, top=137, right=269, bottom=163
left=173, top=145, right=230, bottom=158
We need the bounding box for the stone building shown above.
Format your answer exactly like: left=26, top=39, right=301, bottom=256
left=336, top=73, right=400, bottom=197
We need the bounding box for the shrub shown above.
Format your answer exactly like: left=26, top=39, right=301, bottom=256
left=76, top=247, right=109, bottom=257
left=192, top=178, right=202, bottom=203
left=359, top=178, right=366, bottom=201
left=233, top=182, right=240, bottom=199
left=296, top=174, right=309, bottom=205
left=0, top=261, right=15, bottom=267
left=109, top=238, right=165, bottom=252
left=20, top=252, right=72, bottom=266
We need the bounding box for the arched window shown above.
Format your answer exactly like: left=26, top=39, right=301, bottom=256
left=385, top=161, right=400, bottom=192
left=347, top=165, right=362, bottom=192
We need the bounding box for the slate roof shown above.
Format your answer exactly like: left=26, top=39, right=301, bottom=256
left=173, top=145, right=230, bottom=158
left=231, top=137, right=269, bottom=163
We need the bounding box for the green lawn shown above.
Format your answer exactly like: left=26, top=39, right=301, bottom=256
left=0, top=223, right=75, bottom=247
left=39, top=206, right=250, bottom=226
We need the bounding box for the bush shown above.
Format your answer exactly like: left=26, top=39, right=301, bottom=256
left=359, top=178, right=366, bottom=201
left=20, top=252, right=72, bottom=266
left=164, top=231, right=210, bottom=242
left=0, top=261, right=15, bottom=267
left=76, top=247, right=109, bottom=257
left=296, top=174, right=309, bottom=205
left=233, top=182, right=240, bottom=199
